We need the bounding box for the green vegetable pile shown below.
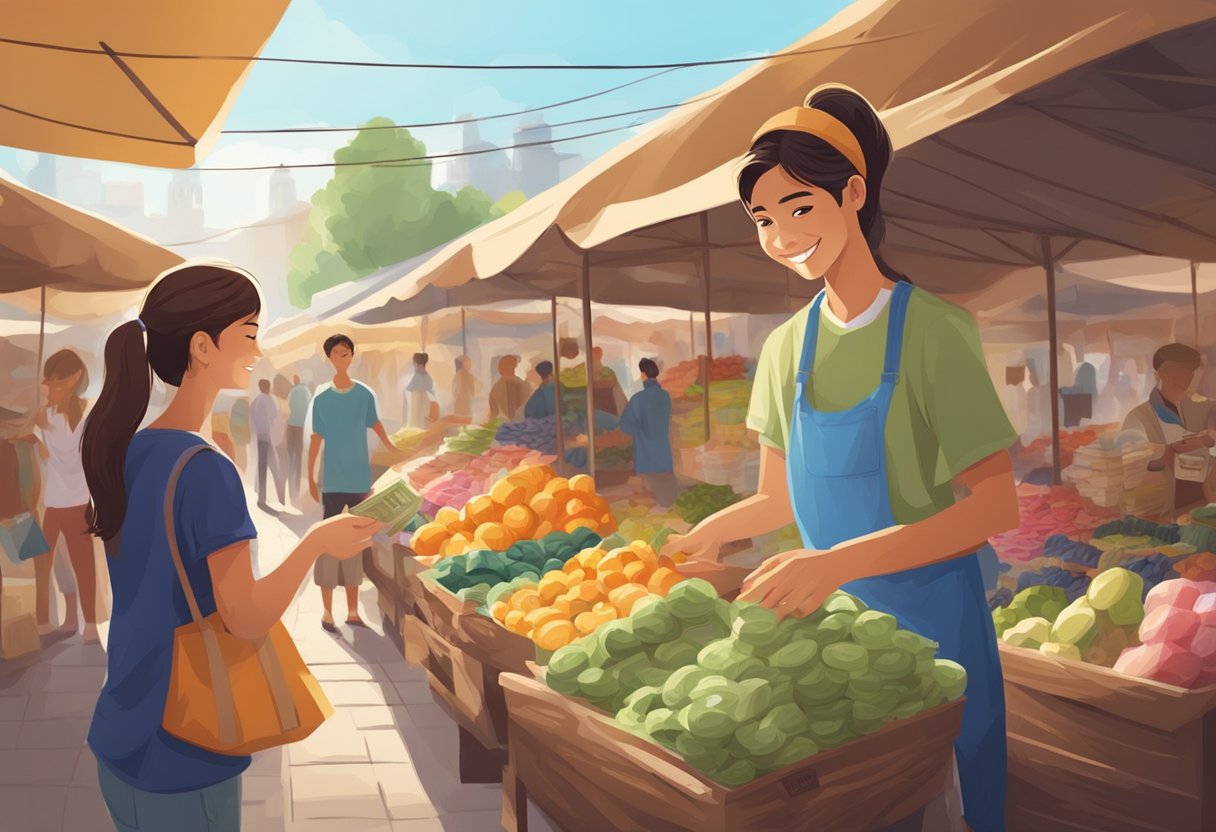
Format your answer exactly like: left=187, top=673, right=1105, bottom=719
left=545, top=580, right=965, bottom=787
left=596, top=445, right=634, bottom=469
left=673, top=484, right=743, bottom=526
left=427, top=527, right=601, bottom=606
left=443, top=419, right=503, bottom=455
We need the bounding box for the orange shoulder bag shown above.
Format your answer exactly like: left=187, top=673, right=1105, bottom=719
left=161, top=444, right=333, bottom=755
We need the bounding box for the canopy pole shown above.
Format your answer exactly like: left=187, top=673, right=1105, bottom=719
left=1041, top=235, right=1062, bottom=485
left=461, top=308, right=468, bottom=356
left=552, top=297, right=566, bottom=477
left=421, top=314, right=429, bottom=353
left=1191, top=261, right=1200, bottom=348
left=701, top=212, right=713, bottom=446
left=689, top=313, right=696, bottom=359
left=35, top=285, right=46, bottom=417
left=581, top=254, right=597, bottom=480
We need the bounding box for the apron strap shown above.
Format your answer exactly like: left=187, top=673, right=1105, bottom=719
left=796, top=291, right=827, bottom=379
left=880, top=281, right=914, bottom=385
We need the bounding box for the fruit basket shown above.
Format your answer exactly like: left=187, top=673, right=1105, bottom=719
left=499, top=672, right=961, bottom=832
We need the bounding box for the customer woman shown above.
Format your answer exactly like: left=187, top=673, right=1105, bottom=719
left=662, top=87, right=1018, bottom=832
left=82, top=262, right=382, bottom=832
left=35, top=349, right=99, bottom=641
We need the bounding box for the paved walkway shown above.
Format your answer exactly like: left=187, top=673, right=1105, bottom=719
left=0, top=493, right=558, bottom=832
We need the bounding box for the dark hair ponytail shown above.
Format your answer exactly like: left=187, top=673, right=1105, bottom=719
left=82, top=263, right=261, bottom=541
left=738, top=86, right=908, bottom=283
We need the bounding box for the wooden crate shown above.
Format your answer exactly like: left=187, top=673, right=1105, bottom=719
left=499, top=672, right=963, bottom=832
left=1000, top=642, right=1216, bottom=832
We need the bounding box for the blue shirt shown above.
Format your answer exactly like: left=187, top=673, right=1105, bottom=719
left=311, top=382, right=379, bottom=494
left=288, top=384, right=311, bottom=428
left=89, top=430, right=256, bottom=794
left=524, top=382, right=556, bottom=419
left=620, top=380, right=673, bottom=474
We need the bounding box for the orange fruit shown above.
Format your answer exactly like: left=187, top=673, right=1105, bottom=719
left=597, top=573, right=628, bottom=595
left=535, top=620, right=578, bottom=651
left=543, top=477, right=571, bottom=497
left=511, top=588, right=542, bottom=613
left=599, top=513, right=617, bottom=531
left=503, top=505, right=539, bottom=539
left=609, top=584, right=649, bottom=616
left=466, top=495, right=500, bottom=526
left=490, top=601, right=510, bottom=623
left=410, top=522, right=449, bottom=557
left=565, top=498, right=592, bottom=519
left=623, top=560, right=651, bottom=583
left=529, top=492, right=560, bottom=522
left=574, top=582, right=600, bottom=603
left=657, top=555, right=678, bottom=571
left=647, top=567, right=682, bottom=597
left=576, top=548, right=605, bottom=571
left=534, top=520, right=556, bottom=538
left=630, top=541, right=657, bottom=562
left=435, top=507, right=461, bottom=527
left=491, top=477, right=527, bottom=508
left=597, top=554, right=624, bottom=574
left=529, top=464, right=557, bottom=484
left=504, top=609, right=528, bottom=634
left=574, top=611, right=600, bottom=635
left=525, top=607, right=568, bottom=629
left=444, top=533, right=472, bottom=557
left=474, top=522, right=515, bottom=552
left=538, top=573, right=569, bottom=603
left=565, top=518, right=599, bottom=534
left=566, top=568, right=588, bottom=584
left=569, top=474, right=597, bottom=496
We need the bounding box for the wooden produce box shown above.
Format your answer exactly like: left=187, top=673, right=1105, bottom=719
left=499, top=672, right=963, bottom=832
left=1000, top=642, right=1216, bottom=832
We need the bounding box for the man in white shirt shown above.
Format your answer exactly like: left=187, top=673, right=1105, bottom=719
left=251, top=379, right=286, bottom=509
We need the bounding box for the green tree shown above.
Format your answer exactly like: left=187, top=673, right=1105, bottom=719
left=288, top=118, right=520, bottom=308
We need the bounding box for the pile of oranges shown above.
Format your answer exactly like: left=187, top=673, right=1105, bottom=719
left=490, top=541, right=687, bottom=650
left=411, top=465, right=617, bottom=558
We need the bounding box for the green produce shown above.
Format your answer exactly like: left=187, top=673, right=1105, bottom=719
left=1001, top=617, right=1052, bottom=649
left=443, top=419, right=503, bottom=455
left=1086, top=567, right=1143, bottom=612
left=544, top=580, right=962, bottom=788
left=1050, top=598, right=1098, bottom=648
left=430, top=528, right=600, bottom=597
left=673, top=484, right=743, bottom=526
left=1039, top=642, right=1082, bottom=661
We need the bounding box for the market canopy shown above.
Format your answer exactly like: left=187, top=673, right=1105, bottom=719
left=0, top=172, right=183, bottom=319
left=0, top=0, right=290, bottom=168
left=345, top=0, right=1216, bottom=321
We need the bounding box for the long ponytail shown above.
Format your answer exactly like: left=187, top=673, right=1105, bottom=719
left=82, top=321, right=152, bottom=540
left=81, top=263, right=262, bottom=542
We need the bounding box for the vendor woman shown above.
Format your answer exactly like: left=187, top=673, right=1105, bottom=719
left=663, top=86, right=1018, bottom=832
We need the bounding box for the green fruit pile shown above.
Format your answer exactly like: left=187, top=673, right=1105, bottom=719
left=444, top=420, right=503, bottom=455
left=673, top=484, right=743, bottom=526
left=429, top=528, right=601, bottom=606
left=545, top=580, right=965, bottom=787
left=993, top=567, right=1143, bottom=667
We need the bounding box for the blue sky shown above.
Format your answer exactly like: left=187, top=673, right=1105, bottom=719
left=1, top=0, right=851, bottom=229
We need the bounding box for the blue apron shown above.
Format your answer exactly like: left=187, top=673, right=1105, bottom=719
left=787, top=281, right=1007, bottom=832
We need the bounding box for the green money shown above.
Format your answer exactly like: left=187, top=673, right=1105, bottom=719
left=349, top=478, right=422, bottom=536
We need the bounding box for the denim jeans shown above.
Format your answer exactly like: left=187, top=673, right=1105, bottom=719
left=98, top=762, right=241, bottom=832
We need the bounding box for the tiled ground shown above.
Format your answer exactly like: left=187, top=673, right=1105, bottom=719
left=0, top=492, right=559, bottom=832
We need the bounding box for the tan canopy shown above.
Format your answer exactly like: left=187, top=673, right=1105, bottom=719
left=0, top=1, right=290, bottom=168
left=0, top=172, right=182, bottom=318
left=344, top=0, right=1216, bottom=320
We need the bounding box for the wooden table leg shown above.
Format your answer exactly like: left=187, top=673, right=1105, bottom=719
left=458, top=725, right=507, bottom=784
left=501, top=761, right=528, bottom=832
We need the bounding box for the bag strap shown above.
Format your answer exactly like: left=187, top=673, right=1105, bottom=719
left=164, top=445, right=215, bottom=627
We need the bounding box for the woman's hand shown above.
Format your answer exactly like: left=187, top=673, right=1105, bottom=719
left=303, top=514, right=384, bottom=561
left=661, top=529, right=722, bottom=564
left=737, top=548, right=856, bottom=620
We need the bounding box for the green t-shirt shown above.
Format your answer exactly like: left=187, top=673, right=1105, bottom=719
left=747, top=288, right=1015, bottom=525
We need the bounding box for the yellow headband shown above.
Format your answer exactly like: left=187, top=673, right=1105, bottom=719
left=753, top=107, right=867, bottom=178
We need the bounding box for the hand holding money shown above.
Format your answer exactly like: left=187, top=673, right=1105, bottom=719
left=348, top=475, right=423, bottom=537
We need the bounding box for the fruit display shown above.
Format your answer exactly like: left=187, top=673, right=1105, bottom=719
left=660, top=356, right=750, bottom=398
left=596, top=444, right=634, bottom=469
left=988, top=587, right=1014, bottom=612
left=1094, top=516, right=1182, bottom=544
left=1124, top=555, right=1180, bottom=596
left=1043, top=535, right=1102, bottom=568
left=1192, top=504, right=1216, bottom=522
left=991, top=484, right=1112, bottom=563
left=408, top=451, right=478, bottom=490
left=1175, top=552, right=1216, bottom=583
left=415, top=446, right=556, bottom=515
left=544, top=581, right=966, bottom=787
left=411, top=467, right=618, bottom=558
left=1113, top=579, right=1216, bottom=688
left=495, top=415, right=587, bottom=455
left=426, top=527, right=602, bottom=602
left=994, top=569, right=1145, bottom=667
left=1016, top=428, right=1104, bottom=472
left=558, top=363, right=618, bottom=389
left=673, top=483, right=743, bottom=526
left=442, top=419, right=503, bottom=455
left=1014, top=566, right=1091, bottom=602
left=489, top=540, right=691, bottom=650
left=612, top=500, right=688, bottom=547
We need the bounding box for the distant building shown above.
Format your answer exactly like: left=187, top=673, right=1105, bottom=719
left=447, top=115, right=514, bottom=199
left=512, top=121, right=580, bottom=197
left=269, top=165, right=297, bottom=216
left=167, top=168, right=205, bottom=242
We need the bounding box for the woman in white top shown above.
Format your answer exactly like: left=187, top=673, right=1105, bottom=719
left=35, top=349, right=99, bottom=642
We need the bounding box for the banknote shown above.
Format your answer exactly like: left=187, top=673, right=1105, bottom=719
left=349, top=476, right=423, bottom=537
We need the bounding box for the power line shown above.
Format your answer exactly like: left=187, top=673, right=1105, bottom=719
left=195, top=122, right=643, bottom=171
left=0, top=32, right=911, bottom=71
left=222, top=68, right=679, bottom=134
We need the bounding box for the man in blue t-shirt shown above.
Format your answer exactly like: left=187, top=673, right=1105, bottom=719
left=620, top=358, right=677, bottom=505
left=307, top=334, right=396, bottom=632
left=286, top=375, right=311, bottom=505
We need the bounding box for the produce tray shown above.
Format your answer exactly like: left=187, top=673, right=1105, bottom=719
left=499, top=672, right=961, bottom=832
left=1000, top=642, right=1216, bottom=832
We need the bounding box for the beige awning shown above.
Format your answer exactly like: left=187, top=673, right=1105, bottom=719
left=0, top=172, right=183, bottom=317
left=0, top=1, right=290, bottom=168
left=344, top=0, right=1216, bottom=321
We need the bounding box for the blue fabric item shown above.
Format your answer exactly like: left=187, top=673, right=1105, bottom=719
left=311, top=382, right=379, bottom=494
left=619, top=380, right=673, bottom=474
left=98, top=759, right=241, bottom=832
left=1150, top=388, right=1183, bottom=426
left=786, top=282, right=1006, bottom=832
left=0, top=512, right=50, bottom=563
left=287, top=384, right=311, bottom=428
left=524, top=383, right=556, bottom=419
left=405, top=371, right=434, bottom=394
left=89, top=431, right=256, bottom=794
